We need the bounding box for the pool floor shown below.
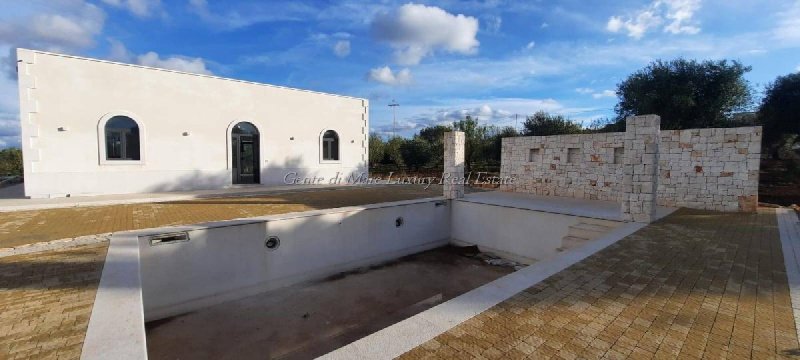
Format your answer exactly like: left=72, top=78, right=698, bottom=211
left=144, top=246, right=514, bottom=359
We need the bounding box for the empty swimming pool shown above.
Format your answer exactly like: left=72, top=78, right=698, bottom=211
left=80, top=192, right=638, bottom=359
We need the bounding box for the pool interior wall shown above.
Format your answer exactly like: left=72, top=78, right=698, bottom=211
left=140, top=198, right=451, bottom=321
left=82, top=193, right=626, bottom=359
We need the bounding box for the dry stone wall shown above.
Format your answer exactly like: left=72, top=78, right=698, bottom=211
left=500, top=115, right=761, bottom=216
left=658, top=127, right=761, bottom=212
left=499, top=133, right=626, bottom=201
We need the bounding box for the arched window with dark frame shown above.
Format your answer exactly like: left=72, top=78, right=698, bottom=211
left=322, top=130, right=339, bottom=161
left=105, top=116, right=140, bottom=160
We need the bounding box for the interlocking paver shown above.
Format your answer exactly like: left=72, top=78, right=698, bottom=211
left=401, top=208, right=800, bottom=359
left=0, top=242, right=108, bottom=360
left=0, top=185, right=441, bottom=248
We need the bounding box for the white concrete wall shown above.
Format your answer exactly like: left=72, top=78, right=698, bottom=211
left=137, top=199, right=449, bottom=321
left=16, top=49, right=368, bottom=198
left=451, top=200, right=592, bottom=263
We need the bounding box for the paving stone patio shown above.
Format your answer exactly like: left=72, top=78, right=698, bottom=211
left=400, top=208, right=800, bottom=359
left=1, top=202, right=798, bottom=359
left=0, top=243, right=108, bottom=359
left=0, top=185, right=442, bottom=248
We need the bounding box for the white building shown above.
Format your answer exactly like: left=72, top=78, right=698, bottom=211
left=16, top=49, right=368, bottom=198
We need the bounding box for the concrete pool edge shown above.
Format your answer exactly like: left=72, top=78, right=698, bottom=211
left=81, top=233, right=146, bottom=360
left=318, top=213, right=674, bottom=360
left=80, top=196, right=450, bottom=359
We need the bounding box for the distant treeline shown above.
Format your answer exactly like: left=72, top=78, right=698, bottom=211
left=371, top=58, right=800, bottom=172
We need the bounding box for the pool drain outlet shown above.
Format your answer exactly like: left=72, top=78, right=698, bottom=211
left=265, top=236, right=281, bottom=251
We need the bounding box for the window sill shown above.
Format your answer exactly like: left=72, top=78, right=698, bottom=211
left=319, top=160, right=342, bottom=165
left=99, top=159, right=146, bottom=166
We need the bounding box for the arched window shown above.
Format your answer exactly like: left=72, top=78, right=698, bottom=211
left=232, top=122, right=259, bottom=136
left=105, top=116, right=140, bottom=160
left=321, top=130, right=339, bottom=161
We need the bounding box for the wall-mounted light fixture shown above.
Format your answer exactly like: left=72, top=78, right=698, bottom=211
left=182, top=132, right=190, bottom=136
left=58, top=127, right=69, bottom=132
left=290, top=136, right=295, bottom=140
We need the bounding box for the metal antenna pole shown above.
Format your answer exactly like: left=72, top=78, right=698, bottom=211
left=388, top=99, right=400, bottom=138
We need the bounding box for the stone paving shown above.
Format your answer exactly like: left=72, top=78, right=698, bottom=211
left=0, top=242, right=108, bottom=359
left=401, top=208, right=800, bottom=359
left=0, top=185, right=441, bottom=248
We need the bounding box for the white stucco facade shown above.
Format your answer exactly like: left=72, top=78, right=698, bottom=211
left=16, top=48, right=368, bottom=198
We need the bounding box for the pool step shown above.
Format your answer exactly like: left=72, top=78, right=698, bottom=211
left=560, top=236, right=590, bottom=250
left=567, top=223, right=616, bottom=240
left=559, top=221, right=619, bottom=251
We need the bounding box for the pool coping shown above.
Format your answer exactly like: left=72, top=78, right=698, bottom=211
left=81, top=232, right=146, bottom=360
left=318, top=211, right=677, bottom=360
left=777, top=208, right=800, bottom=342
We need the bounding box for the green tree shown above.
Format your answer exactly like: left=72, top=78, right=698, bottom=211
left=399, top=138, right=433, bottom=171
left=0, top=148, right=22, bottom=176
left=417, top=124, right=451, bottom=168
left=485, top=126, right=518, bottom=164
left=615, top=58, right=753, bottom=129
left=759, top=72, right=800, bottom=151
left=368, top=133, right=385, bottom=167
left=418, top=125, right=452, bottom=144
left=584, top=117, right=624, bottom=133
left=384, top=136, right=405, bottom=167
left=522, top=111, right=583, bottom=136
left=453, top=115, right=489, bottom=173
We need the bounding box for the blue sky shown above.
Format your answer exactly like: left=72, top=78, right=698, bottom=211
left=1, top=0, right=799, bottom=147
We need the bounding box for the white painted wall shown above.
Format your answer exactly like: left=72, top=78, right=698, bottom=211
left=451, top=200, right=590, bottom=263
left=137, top=198, right=449, bottom=321
left=16, top=49, right=368, bottom=198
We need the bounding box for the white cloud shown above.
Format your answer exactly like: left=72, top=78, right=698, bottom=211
left=525, top=41, right=536, bottom=50
left=576, top=88, right=616, bottom=99
left=105, top=40, right=213, bottom=75
left=0, top=1, right=105, bottom=78
left=592, top=90, right=616, bottom=99
left=482, top=15, right=502, bottom=33
left=369, top=97, right=604, bottom=138
left=0, top=1, right=105, bottom=53
left=774, top=1, right=800, bottom=45
left=389, top=98, right=583, bottom=134
left=333, top=40, right=351, bottom=58
left=107, top=38, right=133, bottom=62
left=428, top=104, right=511, bottom=124
left=373, top=104, right=513, bottom=135
left=796, top=64, right=800, bottom=72
left=541, top=22, right=549, bottom=29
left=367, top=66, right=412, bottom=86
left=137, top=52, right=213, bottom=75
left=101, top=0, right=162, bottom=18
left=189, top=0, right=318, bottom=30
left=606, top=11, right=661, bottom=39
left=0, top=113, right=20, bottom=148
left=607, top=0, right=701, bottom=39
left=662, top=0, right=701, bottom=35
left=371, top=3, right=479, bottom=65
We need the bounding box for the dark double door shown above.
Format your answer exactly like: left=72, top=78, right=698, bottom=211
left=232, top=134, right=260, bottom=184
